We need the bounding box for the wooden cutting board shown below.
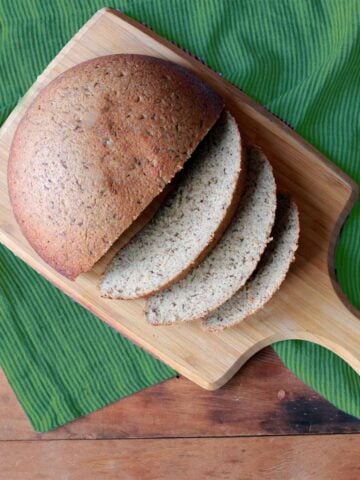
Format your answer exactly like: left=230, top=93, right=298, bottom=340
left=0, top=8, right=359, bottom=390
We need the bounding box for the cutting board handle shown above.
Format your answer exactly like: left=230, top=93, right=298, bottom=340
left=292, top=185, right=360, bottom=375
left=316, top=275, right=360, bottom=374
left=298, top=308, right=360, bottom=375
left=314, top=193, right=360, bottom=374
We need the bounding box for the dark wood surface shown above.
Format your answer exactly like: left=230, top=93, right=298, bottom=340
left=0, top=348, right=359, bottom=478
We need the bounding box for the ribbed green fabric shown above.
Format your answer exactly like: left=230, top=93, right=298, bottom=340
left=0, top=0, right=359, bottom=431
left=0, top=246, right=176, bottom=432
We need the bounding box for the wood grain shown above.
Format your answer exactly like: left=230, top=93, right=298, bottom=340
left=1, top=349, right=358, bottom=440
left=0, top=435, right=359, bottom=480
left=0, top=8, right=359, bottom=390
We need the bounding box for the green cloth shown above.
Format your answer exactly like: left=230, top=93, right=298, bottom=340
left=0, top=0, right=359, bottom=431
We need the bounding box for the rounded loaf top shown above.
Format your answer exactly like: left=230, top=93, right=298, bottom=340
left=8, top=54, right=223, bottom=279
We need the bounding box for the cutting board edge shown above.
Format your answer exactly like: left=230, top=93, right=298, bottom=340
left=327, top=182, right=360, bottom=317
left=210, top=330, right=360, bottom=391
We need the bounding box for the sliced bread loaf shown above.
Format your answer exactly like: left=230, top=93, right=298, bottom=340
left=8, top=54, right=223, bottom=279
left=100, top=111, right=244, bottom=299
left=203, top=193, right=300, bottom=332
left=145, top=147, right=277, bottom=325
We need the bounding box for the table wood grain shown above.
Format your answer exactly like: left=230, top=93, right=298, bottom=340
left=1, top=435, right=359, bottom=480
left=0, top=348, right=359, bottom=478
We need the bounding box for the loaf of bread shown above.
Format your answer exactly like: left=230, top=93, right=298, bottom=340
left=203, top=193, right=299, bottom=331
left=100, top=111, right=245, bottom=299
left=8, top=54, right=223, bottom=278
left=145, top=147, right=277, bottom=325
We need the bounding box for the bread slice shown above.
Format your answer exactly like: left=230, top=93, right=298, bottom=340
left=145, top=147, right=277, bottom=325
left=8, top=54, right=223, bottom=279
left=202, top=193, right=299, bottom=332
left=100, top=112, right=245, bottom=299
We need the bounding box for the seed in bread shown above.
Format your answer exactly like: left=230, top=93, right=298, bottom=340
left=145, top=147, right=277, bottom=325
left=203, top=193, right=300, bottom=331
left=100, top=111, right=245, bottom=299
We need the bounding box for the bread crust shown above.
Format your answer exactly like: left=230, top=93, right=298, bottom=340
left=8, top=54, right=223, bottom=278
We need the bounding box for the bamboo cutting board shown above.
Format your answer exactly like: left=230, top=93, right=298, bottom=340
left=0, top=8, right=359, bottom=390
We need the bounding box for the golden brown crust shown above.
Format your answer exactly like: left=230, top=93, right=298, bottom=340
left=8, top=54, right=223, bottom=278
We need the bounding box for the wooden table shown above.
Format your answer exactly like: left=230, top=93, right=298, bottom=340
left=0, top=347, right=359, bottom=479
